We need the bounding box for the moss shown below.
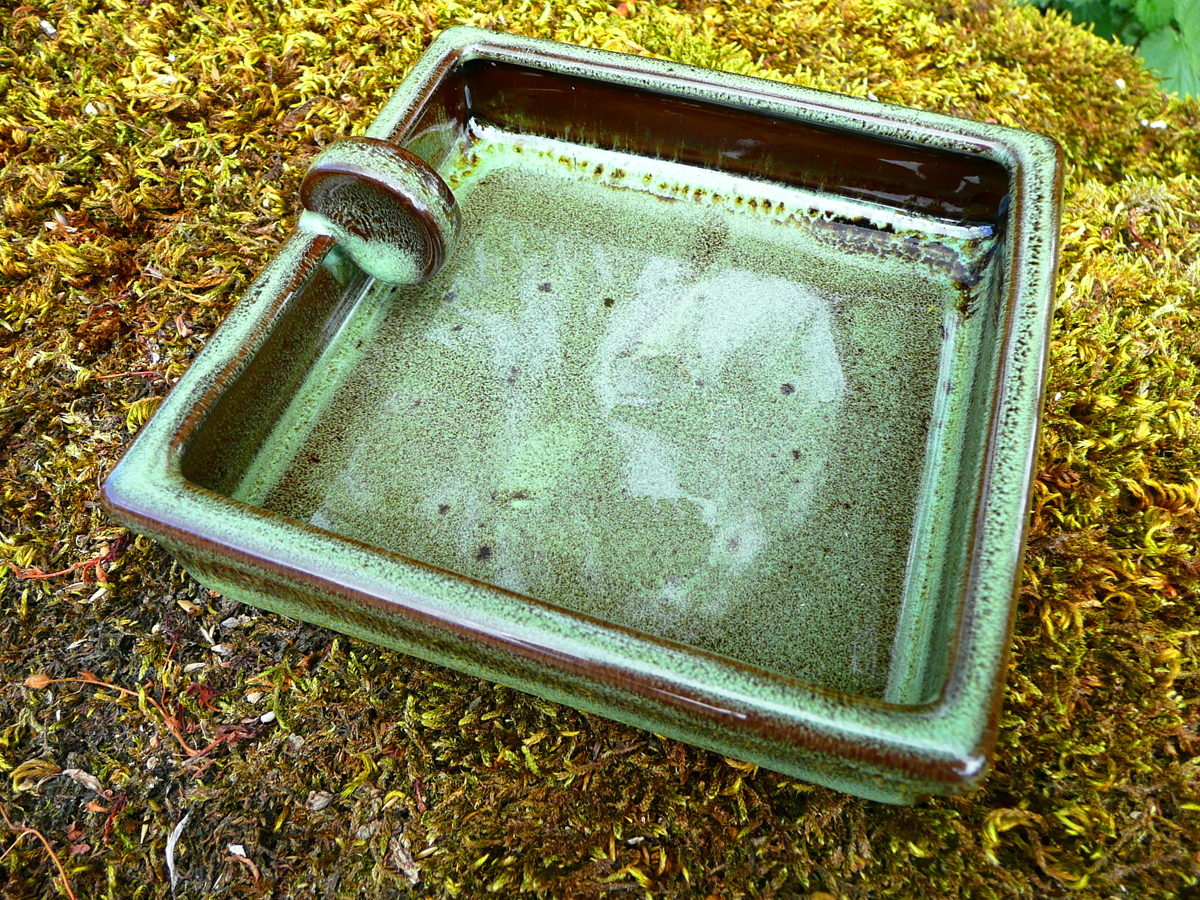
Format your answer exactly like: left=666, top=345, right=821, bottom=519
left=0, top=0, right=1197, bottom=897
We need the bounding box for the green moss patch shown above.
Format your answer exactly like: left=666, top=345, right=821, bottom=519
left=1, top=0, right=1197, bottom=897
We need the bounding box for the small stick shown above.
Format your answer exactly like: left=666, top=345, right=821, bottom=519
left=0, top=803, right=77, bottom=900
left=7, top=534, right=128, bottom=583
left=95, top=370, right=162, bottom=381
left=1129, top=207, right=1165, bottom=257
left=25, top=673, right=204, bottom=758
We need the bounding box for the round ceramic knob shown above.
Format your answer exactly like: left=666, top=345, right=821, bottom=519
left=300, top=137, right=461, bottom=285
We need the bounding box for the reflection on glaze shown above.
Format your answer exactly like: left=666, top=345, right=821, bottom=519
left=594, top=257, right=845, bottom=629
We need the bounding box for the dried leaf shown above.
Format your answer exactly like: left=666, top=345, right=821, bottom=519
left=305, top=790, right=333, bottom=812
left=166, top=810, right=191, bottom=894
left=390, top=835, right=420, bottom=886
left=62, top=768, right=109, bottom=798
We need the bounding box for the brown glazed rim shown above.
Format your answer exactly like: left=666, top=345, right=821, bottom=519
left=102, top=29, right=1064, bottom=795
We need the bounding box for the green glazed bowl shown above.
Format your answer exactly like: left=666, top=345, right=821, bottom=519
left=102, top=27, right=1063, bottom=804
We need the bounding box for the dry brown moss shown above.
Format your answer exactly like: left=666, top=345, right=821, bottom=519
left=1, top=0, right=1198, bottom=897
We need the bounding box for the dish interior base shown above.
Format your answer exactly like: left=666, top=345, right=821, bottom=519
left=228, top=125, right=997, bottom=699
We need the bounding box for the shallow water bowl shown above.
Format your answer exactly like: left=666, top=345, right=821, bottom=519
left=102, top=27, right=1063, bottom=804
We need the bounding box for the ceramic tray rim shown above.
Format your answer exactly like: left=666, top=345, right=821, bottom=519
left=102, top=27, right=1064, bottom=801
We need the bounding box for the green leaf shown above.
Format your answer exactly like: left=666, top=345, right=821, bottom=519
left=1057, top=0, right=1131, bottom=40
left=1179, top=0, right=1200, bottom=48
left=1139, top=26, right=1200, bottom=97
left=1181, top=0, right=1200, bottom=88
left=1134, top=0, right=1174, bottom=33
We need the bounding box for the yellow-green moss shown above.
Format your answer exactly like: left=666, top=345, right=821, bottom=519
left=1, top=0, right=1197, bottom=897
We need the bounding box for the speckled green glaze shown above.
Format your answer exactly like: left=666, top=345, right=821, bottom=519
left=240, top=131, right=986, bottom=700
left=102, top=27, right=1064, bottom=804
left=300, top=137, right=461, bottom=284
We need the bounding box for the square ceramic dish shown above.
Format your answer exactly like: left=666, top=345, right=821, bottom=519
left=102, top=27, right=1063, bottom=804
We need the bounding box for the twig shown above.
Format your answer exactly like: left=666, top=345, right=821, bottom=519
left=25, top=672, right=205, bottom=758
left=0, top=803, right=77, bottom=900
left=95, top=369, right=161, bottom=381
left=228, top=846, right=261, bottom=882
left=6, top=534, right=128, bottom=583
left=1129, top=207, right=1164, bottom=258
